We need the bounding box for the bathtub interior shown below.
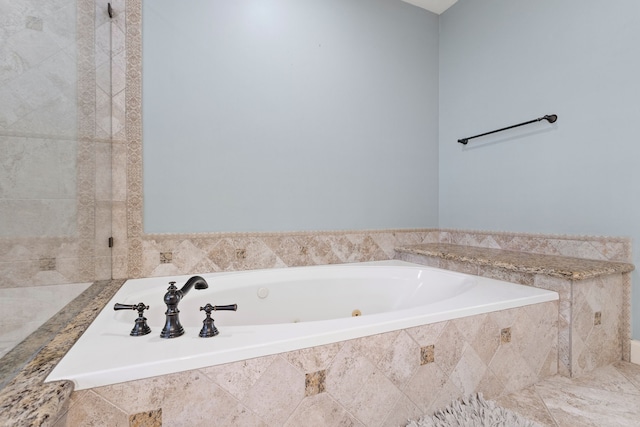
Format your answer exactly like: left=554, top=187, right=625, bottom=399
left=114, top=264, right=479, bottom=327
left=46, top=261, right=558, bottom=390
left=0, top=282, right=92, bottom=358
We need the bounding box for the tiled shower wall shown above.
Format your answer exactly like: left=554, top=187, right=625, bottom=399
left=58, top=301, right=558, bottom=426
left=0, top=0, right=116, bottom=288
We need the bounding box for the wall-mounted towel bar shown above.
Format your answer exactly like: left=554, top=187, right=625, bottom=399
left=458, top=114, right=557, bottom=145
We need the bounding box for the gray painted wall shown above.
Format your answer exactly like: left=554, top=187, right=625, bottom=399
left=143, top=0, right=440, bottom=233
left=439, top=0, right=640, bottom=336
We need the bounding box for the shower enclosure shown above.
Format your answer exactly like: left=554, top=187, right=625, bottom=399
left=0, top=0, right=114, bottom=360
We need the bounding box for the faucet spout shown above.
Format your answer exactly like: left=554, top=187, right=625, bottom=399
left=179, top=275, right=208, bottom=296
left=160, top=276, right=209, bottom=338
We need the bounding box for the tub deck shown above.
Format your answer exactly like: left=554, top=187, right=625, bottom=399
left=46, top=261, right=557, bottom=390
left=1, top=249, right=631, bottom=426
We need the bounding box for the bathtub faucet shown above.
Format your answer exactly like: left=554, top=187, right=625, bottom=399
left=160, top=276, right=209, bottom=338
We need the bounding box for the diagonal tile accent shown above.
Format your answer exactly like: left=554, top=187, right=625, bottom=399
left=64, top=301, right=558, bottom=426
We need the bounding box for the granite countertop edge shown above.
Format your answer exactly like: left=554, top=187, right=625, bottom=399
left=0, top=279, right=126, bottom=427
left=395, top=243, right=635, bottom=280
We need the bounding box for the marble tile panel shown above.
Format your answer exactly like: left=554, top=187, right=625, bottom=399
left=403, top=363, right=449, bottom=413
left=325, top=341, right=377, bottom=406
left=450, top=313, right=487, bottom=347
left=449, top=345, right=487, bottom=396
left=241, top=356, right=304, bottom=426
left=470, top=315, right=501, bottom=366
left=284, top=393, right=363, bottom=427
left=171, top=240, right=209, bottom=272
left=94, top=201, right=112, bottom=257
left=160, top=371, right=238, bottom=427
left=489, top=343, right=538, bottom=395
left=349, top=330, right=399, bottom=365
left=474, top=367, right=506, bottom=400
left=204, top=237, right=280, bottom=274
left=262, top=235, right=322, bottom=267
left=345, top=234, right=389, bottom=262
left=383, top=394, right=423, bottom=427
left=0, top=199, right=77, bottom=237
left=4, top=27, right=63, bottom=74
left=63, top=390, right=128, bottom=427
left=487, top=307, right=519, bottom=331
left=96, top=87, right=112, bottom=138
left=571, top=275, right=623, bottom=377
left=112, top=89, right=127, bottom=141
left=323, top=235, right=359, bottom=264
left=111, top=142, right=127, bottom=202
left=218, top=403, right=270, bottom=427
left=200, top=355, right=277, bottom=401
left=496, top=385, right=557, bottom=427
left=111, top=62, right=126, bottom=95
left=433, top=321, right=467, bottom=377
left=282, top=342, right=343, bottom=373
left=346, top=370, right=403, bottom=427
left=558, top=364, right=640, bottom=395
left=589, top=240, right=631, bottom=262
left=406, top=320, right=447, bottom=347
left=92, top=375, right=173, bottom=416
left=376, top=330, right=420, bottom=388
left=425, top=377, right=464, bottom=414
left=518, top=303, right=559, bottom=377
left=369, top=232, right=406, bottom=258
left=94, top=255, right=112, bottom=280
left=534, top=379, right=640, bottom=427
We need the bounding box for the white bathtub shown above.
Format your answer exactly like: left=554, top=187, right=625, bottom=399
left=46, top=261, right=557, bottom=390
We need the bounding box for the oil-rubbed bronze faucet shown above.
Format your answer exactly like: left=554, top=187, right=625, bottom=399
left=160, top=276, right=209, bottom=338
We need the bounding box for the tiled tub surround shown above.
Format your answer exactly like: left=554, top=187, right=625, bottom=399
left=395, top=243, right=634, bottom=378
left=0, top=229, right=633, bottom=426
left=56, top=300, right=558, bottom=426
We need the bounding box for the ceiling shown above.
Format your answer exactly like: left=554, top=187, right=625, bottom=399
left=401, top=0, right=458, bottom=14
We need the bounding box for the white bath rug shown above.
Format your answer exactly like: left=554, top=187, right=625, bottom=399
left=405, top=393, right=542, bottom=427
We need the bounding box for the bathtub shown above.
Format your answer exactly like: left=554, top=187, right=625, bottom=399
left=46, top=261, right=558, bottom=390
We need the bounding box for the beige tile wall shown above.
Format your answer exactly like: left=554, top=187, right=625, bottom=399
left=57, top=301, right=558, bottom=427
left=397, top=234, right=630, bottom=377
left=437, top=229, right=631, bottom=373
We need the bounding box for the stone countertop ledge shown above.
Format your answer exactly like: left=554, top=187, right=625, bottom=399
left=0, top=279, right=126, bottom=427
left=395, top=243, right=634, bottom=280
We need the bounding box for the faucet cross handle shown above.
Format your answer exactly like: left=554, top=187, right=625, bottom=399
left=113, top=302, right=151, bottom=336
left=199, top=303, right=238, bottom=338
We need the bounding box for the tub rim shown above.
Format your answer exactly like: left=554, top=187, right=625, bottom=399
left=45, top=260, right=559, bottom=390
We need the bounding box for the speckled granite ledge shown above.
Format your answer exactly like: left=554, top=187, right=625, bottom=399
left=395, top=243, right=634, bottom=280
left=0, top=279, right=125, bottom=427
